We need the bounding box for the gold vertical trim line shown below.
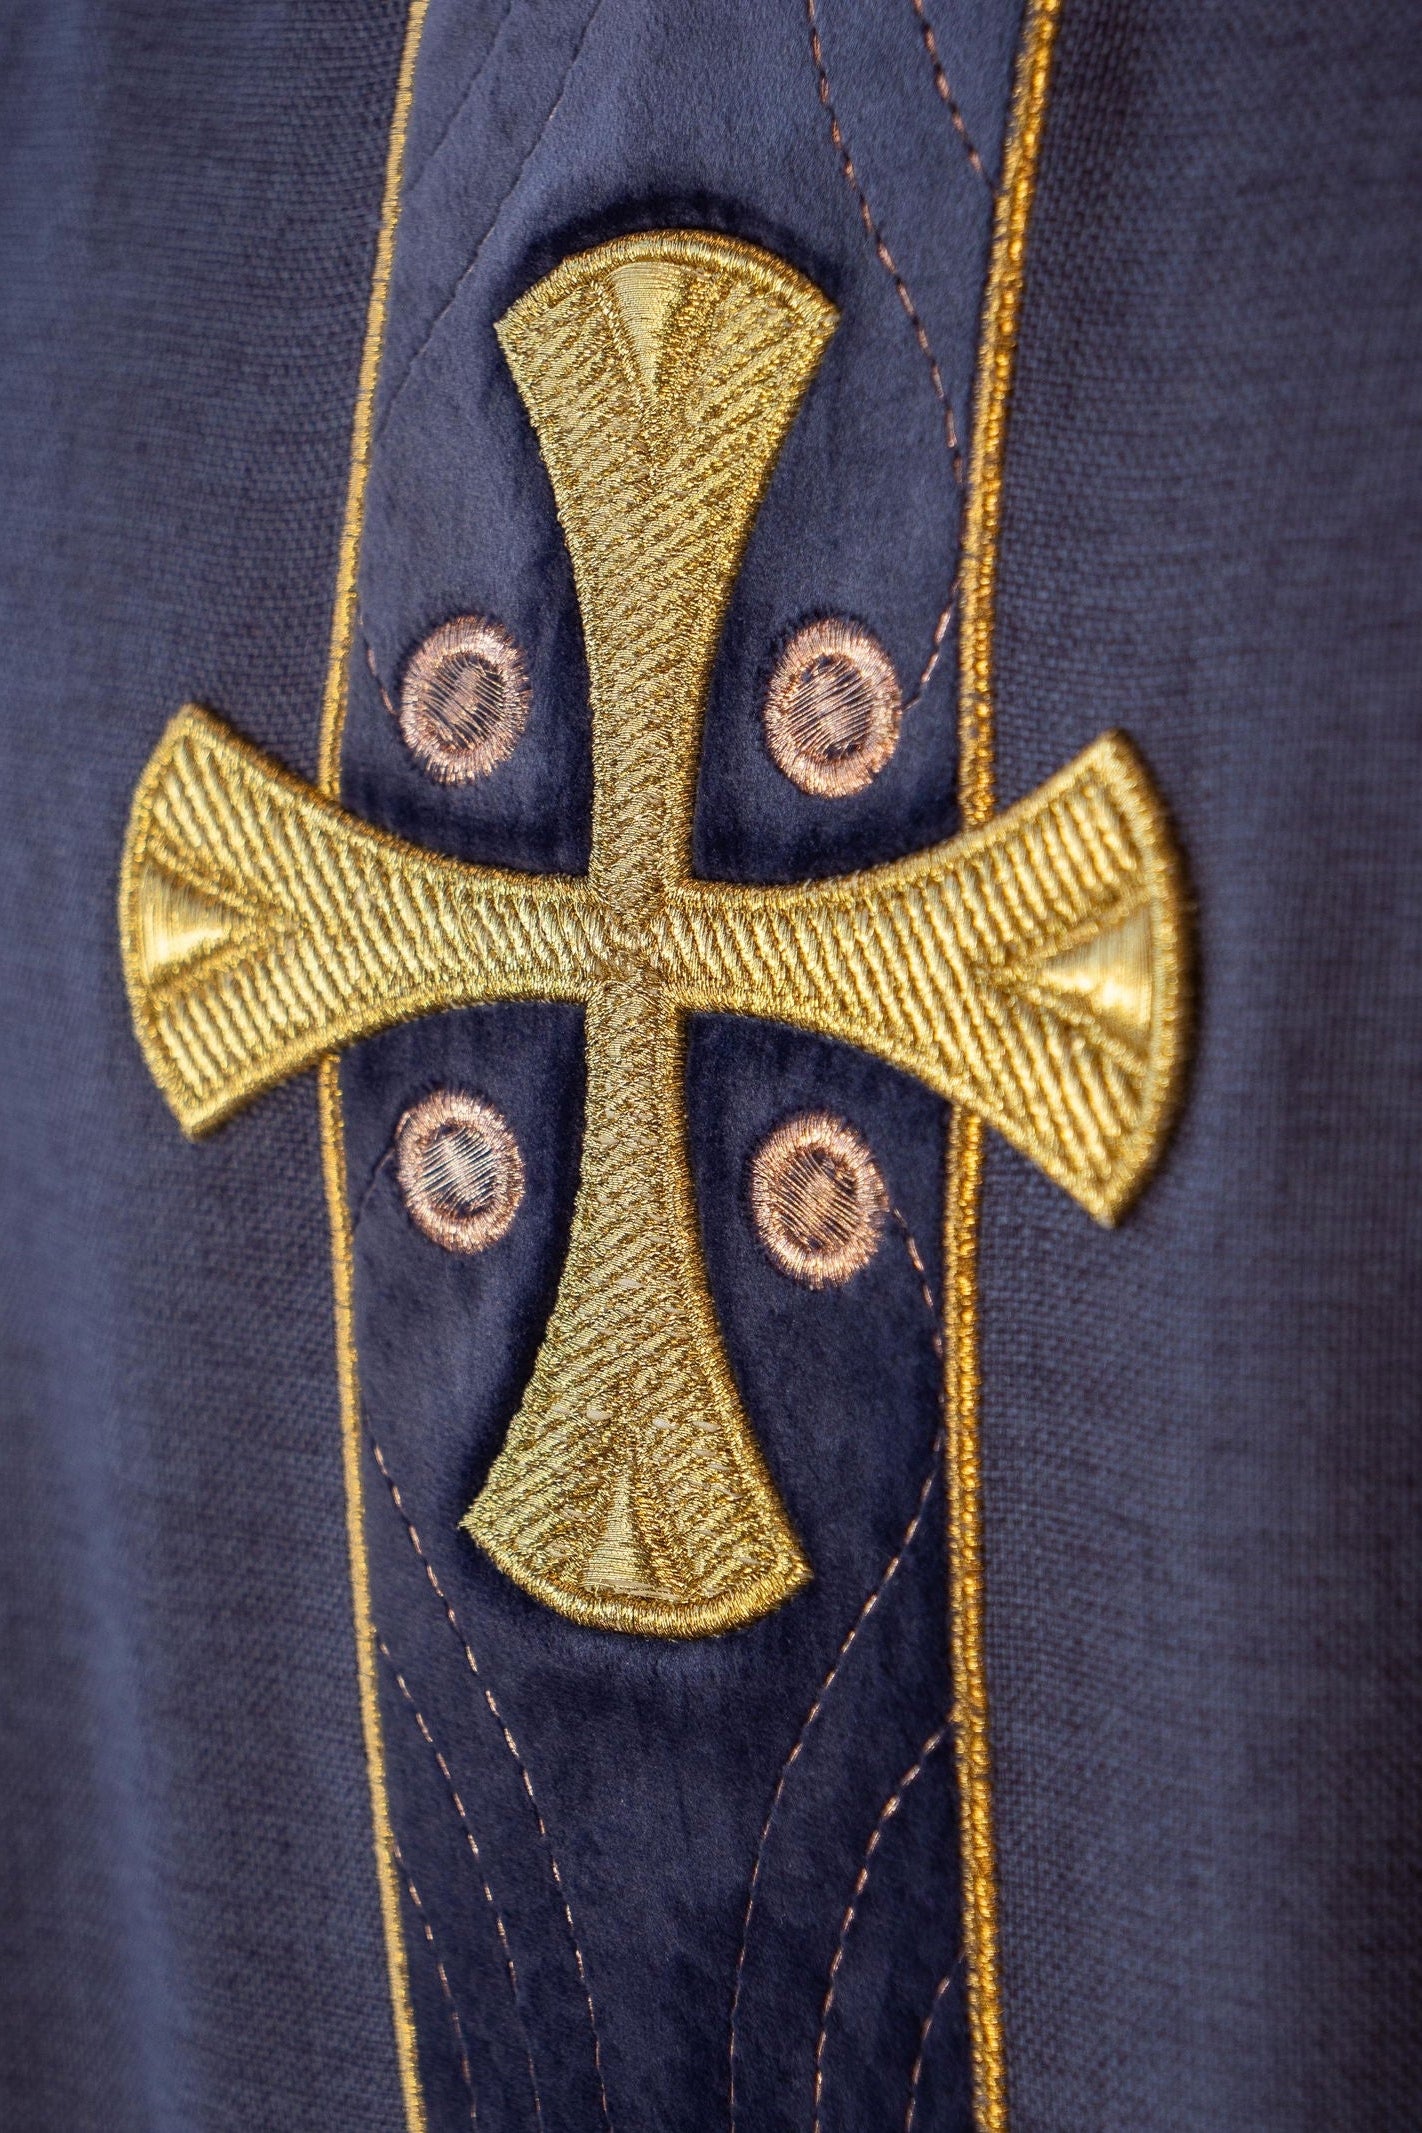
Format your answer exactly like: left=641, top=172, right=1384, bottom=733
left=945, top=1105, right=996, bottom=2123
left=316, top=6, right=432, bottom=2131
left=950, top=4, right=1064, bottom=2131
left=318, top=0, right=432, bottom=798
left=320, top=1062, right=426, bottom=2133
left=958, top=0, right=1063, bottom=832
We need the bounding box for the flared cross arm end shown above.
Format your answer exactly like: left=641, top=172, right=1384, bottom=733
left=936, top=730, right=1192, bottom=1224
left=119, top=706, right=598, bottom=1136
left=667, top=732, right=1191, bottom=1226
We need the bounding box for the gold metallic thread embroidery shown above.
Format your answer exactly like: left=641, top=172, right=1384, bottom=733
left=465, top=233, right=839, bottom=1639
left=119, top=224, right=1188, bottom=1653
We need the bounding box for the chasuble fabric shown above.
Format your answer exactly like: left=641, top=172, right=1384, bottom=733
left=0, top=4, right=1418, bottom=2131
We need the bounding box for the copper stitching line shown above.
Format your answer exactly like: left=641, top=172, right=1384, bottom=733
left=803, top=0, right=961, bottom=716
left=727, top=1432, right=940, bottom=2125
left=889, top=1205, right=945, bottom=1360
left=366, top=1431, right=615, bottom=2133
left=806, top=0, right=962, bottom=483
left=390, top=1833, right=480, bottom=2127
left=812, top=1723, right=952, bottom=2132
left=904, top=1957, right=966, bottom=2133
left=949, top=5, right=1064, bottom=2126
left=902, top=577, right=958, bottom=715
left=322, top=1065, right=426, bottom=2133
left=728, top=1217, right=944, bottom=2126
left=351, top=1143, right=398, bottom=1235
left=908, top=0, right=996, bottom=188
left=365, top=630, right=398, bottom=719
left=399, top=0, right=516, bottom=200
left=377, top=1636, right=546, bottom=2133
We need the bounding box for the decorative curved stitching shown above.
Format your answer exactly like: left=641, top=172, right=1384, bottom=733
left=889, top=1207, right=945, bottom=1362
left=813, top=1724, right=952, bottom=2133
left=364, top=627, right=397, bottom=718
left=391, top=1835, right=479, bottom=2128
left=904, top=1959, right=965, bottom=2133
left=804, top=0, right=962, bottom=490
left=907, top=0, right=996, bottom=189
left=379, top=1638, right=545, bottom=2133
left=729, top=1220, right=944, bottom=2126
left=903, top=578, right=958, bottom=713
left=351, top=1143, right=397, bottom=1237
left=729, top=1441, right=941, bottom=2123
left=400, top=0, right=518, bottom=199
left=367, top=1431, right=614, bottom=2133
left=803, top=0, right=961, bottom=726
left=373, top=0, right=611, bottom=452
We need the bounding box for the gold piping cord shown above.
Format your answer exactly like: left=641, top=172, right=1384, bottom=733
left=319, top=1061, right=424, bottom=2131
left=317, top=0, right=431, bottom=803
left=316, top=5, right=432, bottom=2129
left=950, top=4, right=1065, bottom=2131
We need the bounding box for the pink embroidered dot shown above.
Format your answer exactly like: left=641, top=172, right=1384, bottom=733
left=749, top=1111, right=887, bottom=1288
left=763, top=619, right=902, bottom=798
left=397, top=616, right=530, bottom=785
left=395, top=1090, right=525, bottom=1254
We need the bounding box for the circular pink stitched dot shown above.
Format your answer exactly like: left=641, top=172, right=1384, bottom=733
left=397, top=615, right=530, bottom=785
left=763, top=619, right=902, bottom=798
left=395, top=1090, right=525, bottom=1255
left=749, top=1111, right=888, bottom=1288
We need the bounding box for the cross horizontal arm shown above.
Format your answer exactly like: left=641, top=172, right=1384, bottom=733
left=660, top=733, right=1188, bottom=1225
left=120, top=707, right=602, bottom=1134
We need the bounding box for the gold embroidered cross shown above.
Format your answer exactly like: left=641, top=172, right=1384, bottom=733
left=120, top=233, right=1187, bottom=1638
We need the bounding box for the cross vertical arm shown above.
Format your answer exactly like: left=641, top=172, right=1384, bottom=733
left=495, top=231, right=839, bottom=913
left=463, top=234, right=841, bottom=1633
left=463, top=974, right=812, bottom=1634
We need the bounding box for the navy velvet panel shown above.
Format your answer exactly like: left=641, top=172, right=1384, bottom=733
left=337, top=1, right=1022, bottom=2127
left=977, top=3, right=1422, bottom=2128
left=0, top=5, right=417, bottom=2130
left=346, top=1015, right=958, bottom=2132
left=347, top=0, right=1020, bottom=884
